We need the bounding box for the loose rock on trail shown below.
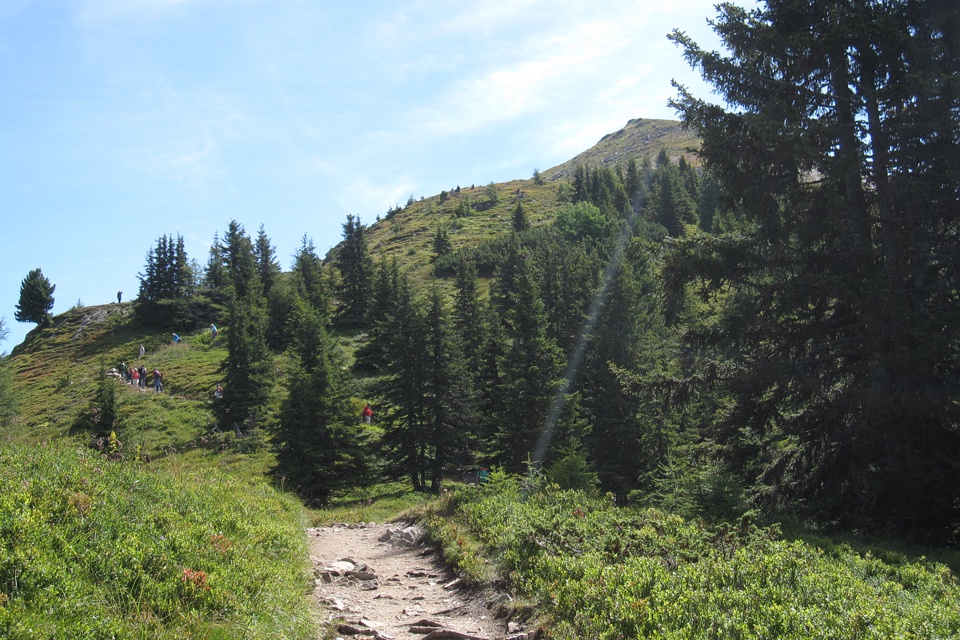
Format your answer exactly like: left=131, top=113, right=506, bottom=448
left=308, top=522, right=531, bottom=640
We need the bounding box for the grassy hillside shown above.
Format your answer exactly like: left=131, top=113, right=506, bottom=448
left=0, top=443, right=316, bottom=639
left=4, top=303, right=277, bottom=476
left=348, top=117, right=699, bottom=285
left=355, top=178, right=560, bottom=282
left=543, top=117, right=700, bottom=181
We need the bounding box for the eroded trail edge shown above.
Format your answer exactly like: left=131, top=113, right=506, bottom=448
left=308, top=523, right=530, bottom=640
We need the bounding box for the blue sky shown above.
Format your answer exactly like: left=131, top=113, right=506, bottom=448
left=0, top=0, right=733, bottom=351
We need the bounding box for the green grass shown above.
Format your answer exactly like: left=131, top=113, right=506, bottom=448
left=0, top=443, right=317, bottom=639
left=422, top=471, right=960, bottom=639
left=542, top=117, right=701, bottom=181
left=310, top=481, right=436, bottom=526
left=364, top=178, right=563, bottom=287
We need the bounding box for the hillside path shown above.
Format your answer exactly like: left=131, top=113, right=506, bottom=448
left=308, top=523, right=528, bottom=640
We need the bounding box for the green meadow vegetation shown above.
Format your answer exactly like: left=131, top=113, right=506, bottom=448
left=421, top=473, right=960, bottom=639
left=0, top=443, right=315, bottom=639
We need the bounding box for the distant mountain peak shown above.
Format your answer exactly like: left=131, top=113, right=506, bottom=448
left=544, top=117, right=700, bottom=181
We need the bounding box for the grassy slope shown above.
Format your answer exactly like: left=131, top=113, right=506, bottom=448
left=0, top=443, right=316, bottom=639
left=542, top=117, right=700, bottom=181
left=4, top=303, right=278, bottom=475
left=347, top=118, right=698, bottom=286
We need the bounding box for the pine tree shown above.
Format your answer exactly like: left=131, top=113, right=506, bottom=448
left=254, top=224, right=282, bottom=297
left=216, top=296, right=270, bottom=432
left=291, top=235, right=328, bottom=312
left=15, top=268, right=55, bottom=326
left=222, top=220, right=262, bottom=301
left=668, top=0, right=960, bottom=538
left=204, top=231, right=228, bottom=290
left=274, top=297, right=368, bottom=503
left=378, top=275, right=429, bottom=491
left=493, top=243, right=563, bottom=471
left=512, top=201, right=530, bottom=232
left=336, top=214, right=373, bottom=327
left=422, top=288, right=474, bottom=491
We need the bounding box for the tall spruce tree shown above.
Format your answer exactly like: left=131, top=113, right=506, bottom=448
left=291, top=235, right=328, bottom=312
left=512, top=201, right=530, bottom=232
left=667, top=0, right=960, bottom=538
left=204, top=231, right=228, bottom=290
left=354, top=255, right=402, bottom=373
left=274, top=297, right=368, bottom=503
left=422, top=288, right=474, bottom=491
left=453, top=255, right=485, bottom=374
left=492, top=242, right=563, bottom=471
left=222, top=220, right=262, bottom=301
left=216, top=296, right=270, bottom=432
left=254, top=224, right=282, bottom=297
left=378, top=274, right=429, bottom=491
left=336, top=214, right=373, bottom=327
left=15, top=268, right=55, bottom=326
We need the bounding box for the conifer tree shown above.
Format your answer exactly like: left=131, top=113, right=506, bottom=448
left=582, top=243, right=667, bottom=500
left=453, top=255, right=485, bottom=374
left=204, top=231, right=228, bottom=290
left=668, top=0, right=960, bottom=537
left=534, top=236, right=598, bottom=352
left=646, top=160, right=698, bottom=236
left=254, top=224, right=282, bottom=297
left=512, top=201, right=530, bottom=232
left=474, top=302, right=507, bottom=457
left=433, top=224, right=451, bottom=260
left=15, top=268, right=55, bottom=326
left=291, top=235, right=328, bottom=312
left=422, top=288, right=474, bottom=491
left=378, top=275, right=429, bottom=491
left=336, top=214, right=373, bottom=327
left=216, top=296, right=270, bottom=432
left=354, top=255, right=402, bottom=372
left=138, top=234, right=194, bottom=302
left=274, top=297, right=368, bottom=502
left=493, top=243, right=563, bottom=471
left=222, top=220, right=262, bottom=301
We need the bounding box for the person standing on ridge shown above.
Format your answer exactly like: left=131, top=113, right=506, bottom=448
left=362, top=404, right=373, bottom=424
left=210, top=324, right=218, bottom=340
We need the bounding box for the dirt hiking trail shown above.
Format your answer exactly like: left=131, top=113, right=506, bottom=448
left=308, top=522, right=532, bottom=640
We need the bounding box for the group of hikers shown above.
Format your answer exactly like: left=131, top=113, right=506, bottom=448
left=114, top=358, right=164, bottom=393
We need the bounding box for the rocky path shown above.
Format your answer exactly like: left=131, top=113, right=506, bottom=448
left=308, top=523, right=530, bottom=640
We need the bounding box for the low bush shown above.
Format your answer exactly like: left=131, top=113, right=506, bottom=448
left=433, top=472, right=960, bottom=639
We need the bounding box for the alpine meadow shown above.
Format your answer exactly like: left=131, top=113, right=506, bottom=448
left=1, top=1, right=959, bottom=638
